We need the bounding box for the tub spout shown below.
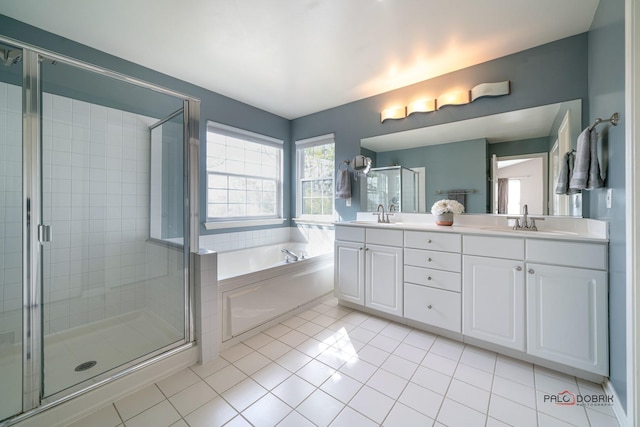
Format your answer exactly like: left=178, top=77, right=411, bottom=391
left=281, top=248, right=299, bottom=261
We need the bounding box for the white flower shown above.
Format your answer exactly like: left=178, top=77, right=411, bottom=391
left=431, top=199, right=465, bottom=215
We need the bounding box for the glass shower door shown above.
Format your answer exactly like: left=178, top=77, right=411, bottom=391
left=0, top=41, right=23, bottom=421
left=39, top=57, right=188, bottom=399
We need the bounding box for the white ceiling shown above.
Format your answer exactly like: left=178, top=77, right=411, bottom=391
left=0, top=0, right=599, bottom=119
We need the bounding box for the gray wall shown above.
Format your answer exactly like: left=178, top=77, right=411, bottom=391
left=375, top=138, right=488, bottom=213
left=587, top=0, right=626, bottom=410
left=291, top=34, right=589, bottom=220
left=0, top=14, right=292, bottom=236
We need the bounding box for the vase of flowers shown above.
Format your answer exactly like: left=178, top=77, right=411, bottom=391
left=431, top=199, right=465, bottom=226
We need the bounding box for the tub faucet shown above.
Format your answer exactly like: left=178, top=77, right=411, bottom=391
left=281, top=248, right=299, bottom=261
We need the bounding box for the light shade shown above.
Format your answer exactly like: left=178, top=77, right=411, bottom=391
left=407, top=99, right=436, bottom=116
left=380, top=106, right=406, bottom=122
left=471, top=81, right=510, bottom=102
left=436, top=91, right=470, bottom=109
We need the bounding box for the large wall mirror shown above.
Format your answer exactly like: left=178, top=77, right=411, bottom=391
left=360, top=99, right=582, bottom=217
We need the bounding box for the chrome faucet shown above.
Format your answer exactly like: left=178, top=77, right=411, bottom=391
left=373, top=204, right=393, bottom=223
left=281, top=248, right=299, bottom=261
left=507, top=204, right=544, bottom=230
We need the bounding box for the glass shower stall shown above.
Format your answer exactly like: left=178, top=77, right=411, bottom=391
left=0, top=40, right=198, bottom=423
left=364, top=166, right=419, bottom=212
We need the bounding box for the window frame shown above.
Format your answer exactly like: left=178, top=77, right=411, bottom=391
left=205, top=121, right=284, bottom=229
left=295, top=133, right=336, bottom=223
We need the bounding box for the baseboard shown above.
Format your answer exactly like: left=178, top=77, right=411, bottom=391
left=603, top=378, right=628, bottom=427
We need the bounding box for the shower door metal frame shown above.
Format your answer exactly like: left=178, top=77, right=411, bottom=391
left=1, top=34, right=200, bottom=424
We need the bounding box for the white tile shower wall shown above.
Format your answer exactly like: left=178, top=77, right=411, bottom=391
left=41, top=91, right=165, bottom=335
left=0, top=82, right=22, bottom=341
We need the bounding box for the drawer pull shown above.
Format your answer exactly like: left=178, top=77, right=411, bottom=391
left=427, top=276, right=432, bottom=281
left=515, top=266, right=522, bottom=271
left=528, top=269, right=535, bottom=274
left=427, top=304, right=433, bottom=309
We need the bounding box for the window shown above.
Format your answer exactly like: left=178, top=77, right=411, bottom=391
left=296, top=134, right=335, bottom=221
left=206, top=122, right=283, bottom=223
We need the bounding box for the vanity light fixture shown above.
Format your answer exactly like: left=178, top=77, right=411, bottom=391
left=380, top=106, right=407, bottom=122
left=470, top=80, right=510, bottom=102
left=436, top=90, right=470, bottom=109
left=407, top=99, right=436, bottom=116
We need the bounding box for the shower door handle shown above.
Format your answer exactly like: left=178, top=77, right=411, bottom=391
left=38, top=224, right=51, bottom=243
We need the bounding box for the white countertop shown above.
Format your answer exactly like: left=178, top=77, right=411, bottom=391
left=335, top=213, right=608, bottom=243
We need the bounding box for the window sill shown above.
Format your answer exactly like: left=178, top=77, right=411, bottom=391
left=203, top=218, right=287, bottom=230
left=292, top=217, right=336, bottom=226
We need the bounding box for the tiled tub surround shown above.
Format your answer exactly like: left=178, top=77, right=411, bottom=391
left=67, top=298, right=619, bottom=427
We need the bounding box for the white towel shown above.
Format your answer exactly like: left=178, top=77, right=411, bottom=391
left=569, top=128, right=604, bottom=190
left=335, top=169, right=351, bottom=199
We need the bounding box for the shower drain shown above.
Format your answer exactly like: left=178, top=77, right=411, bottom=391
left=74, top=361, right=97, bottom=372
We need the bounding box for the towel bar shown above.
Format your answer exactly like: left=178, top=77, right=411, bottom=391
left=588, top=112, right=619, bottom=131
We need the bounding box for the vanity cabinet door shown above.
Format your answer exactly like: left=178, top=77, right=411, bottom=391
left=526, top=263, right=608, bottom=375
left=463, top=255, right=525, bottom=351
left=334, top=240, right=365, bottom=305
left=365, top=244, right=403, bottom=316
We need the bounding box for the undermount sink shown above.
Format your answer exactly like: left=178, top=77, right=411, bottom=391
left=479, top=226, right=579, bottom=236
left=348, top=220, right=403, bottom=226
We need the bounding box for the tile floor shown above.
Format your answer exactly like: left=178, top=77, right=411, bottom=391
left=70, top=298, right=620, bottom=427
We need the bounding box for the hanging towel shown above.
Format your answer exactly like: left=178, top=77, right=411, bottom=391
left=555, top=150, right=580, bottom=195
left=569, top=128, right=604, bottom=190
left=335, top=169, right=351, bottom=199
left=447, top=190, right=466, bottom=207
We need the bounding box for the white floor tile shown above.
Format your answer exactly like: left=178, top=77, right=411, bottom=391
left=379, top=322, right=412, bottom=341
left=368, top=334, right=401, bottom=353
left=223, top=415, right=252, bottom=426
left=430, top=337, right=465, bottom=361
left=357, top=344, right=391, bottom=366
left=459, top=345, right=497, bottom=374
left=114, top=385, right=165, bottom=421
left=330, top=407, right=378, bottom=427
left=275, top=349, right=312, bottom=373
left=311, top=313, right=338, bottom=327
left=348, top=385, right=395, bottom=424
left=296, top=321, right=325, bottom=337
left=392, top=342, right=427, bottom=364
left=183, top=396, right=237, bottom=427
left=204, top=364, right=247, bottom=393
left=220, top=343, right=253, bottom=363
left=272, top=375, right=316, bottom=407
left=492, top=375, right=536, bottom=408
left=276, top=411, right=315, bottom=427
left=279, top=329, right=309, bottom=347
left=258, top=339, right=292, bottom=360
left=190, top=357, right=229, bottom=379
left=222, top=378, right=267, bottom=412
left=489, top=394, right=537, bottom=427
left=380, top=353, right=418, bottom=380
left=297, top=389, right=344, bottom=427
left=535, top=389, right=590, bottom=426
left=68, top=404, right=121, bottom=427
left=411, top=365, right=452, bottom=395
left=534, top=366, right=579, bottom=394
left=234, top=351, right=271, bottom=376
left=398, top=382, right=444, bottom=419
left=320, top=371, right=363, bottom=403
left=382, top=402, right=435, bottom=427
left=453, top=362, right=494, bottom=391
left=586, top=407, right=621, bottom=427
left=316, top=347, right=350, bottom=369
left=494, top=354, right=534, bottom=387
left=280, top=316, right=307, bottom=329
left=264, top=323, right=292, bottom=339
left=251, top=362, right=292, bottom=390
left=124, top=401, right=181, bottom=427
left=347, top=326, right=377, bottom=343
left=402, top=329, right=437, bottom=351
left=242, top=392, right=292, bottom=427
left=421, top=351, right=458, bottom=376
left=339, top=356, right=378, bottom=383
left=436, top=397, right=486, bottom=427
left=341, top=311, right=370, bottom=326
left=446, top=379, right=490, bottom=413
left=296, top=359, right=335, bottom=386
left=366, top=368, right=408, bottom=399
left=359, top=317, right=390, bottom=333
left=537, top=413, right=576, bottom=426
left=156, top=368, right=201, bottom=398
left=243, top=332, right=274, bottom=350
left=168, top=381, right=217, bottom=416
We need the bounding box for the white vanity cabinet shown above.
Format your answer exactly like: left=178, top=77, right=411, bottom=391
left=404, top=231, right=462, bottom=332
left=334, top=226, right=366, bottom=305
left=334, top=226, right=403, bottom=316
left=525, top=240, right=608, bottom=375
left=462, top=236, right=526, bottom=350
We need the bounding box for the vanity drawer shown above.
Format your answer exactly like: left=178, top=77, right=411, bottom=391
left=526, top=240, right=607, bottom=270
left=404, top=265, right=461, bottom=292
left=404, top=231, right=461, bottom=252
left=463, top=235, right=525, bottom=260
left=335, top=225, right=364, bottom=243
left=404, top=248, right=461, bottom=272
left=366, top=228, right=403, bottom=247
left=404, top=283, right=461, bottom=333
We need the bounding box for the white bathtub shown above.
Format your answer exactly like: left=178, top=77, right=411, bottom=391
left=216, top=242, right=334, bottom=345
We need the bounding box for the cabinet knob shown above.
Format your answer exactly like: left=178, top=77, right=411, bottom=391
left=359, top=247, right=363, bottom=251
left=427, top=304, right=433, bottom=309
left=365, top=248, right=370, bottom=251
left=528, top=269, right=535, bottom=274
left=515, top=266, right=522, bottom=271
left=427, top=276, right=432, bottom=281
left=427, top=257, right=432, bottom=262
left=427, top=239, right=432, bottom=243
